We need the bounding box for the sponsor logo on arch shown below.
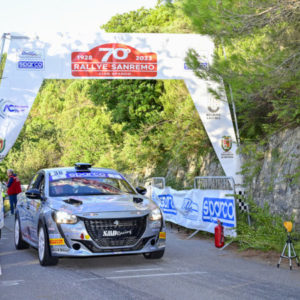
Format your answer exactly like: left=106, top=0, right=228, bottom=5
left=202, top=197, right=235, bottom=227
left=0, top=138, right=5, bottom=153
left=221, top=136, right=232, bottom=152
left=0, top=98, right=29, bottom=119
left=17, top=49, right=45, bottom=70
left=221, top=135, right=234, bottom=159
left=71, top=43, right=157, bottom=77
left=206, top=96, right=221, bottom=120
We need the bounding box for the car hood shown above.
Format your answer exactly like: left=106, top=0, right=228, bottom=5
left=46, top=194, right=156, bottom=216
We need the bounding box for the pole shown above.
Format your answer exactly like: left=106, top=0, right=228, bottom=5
left=221, top=43, right=241, bottom=146
left=0, top=33, right=10, bottom=67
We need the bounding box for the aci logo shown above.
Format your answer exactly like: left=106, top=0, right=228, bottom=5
left=158, top=194, right=177, bottom=215
left=202, top=197, right=235, bottom=227
left=181, top=198, right=199, bottom=220
left=221, top=136, right=232, bottom=152
left=0, top=138, right=5, bottom=153
left=0, top=99, right=28, bottom=119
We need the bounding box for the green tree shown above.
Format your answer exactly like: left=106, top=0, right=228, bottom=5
left=183, top=0, right=300, bottom=139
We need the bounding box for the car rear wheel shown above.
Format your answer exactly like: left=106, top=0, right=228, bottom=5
left=15, top=216, right=29, bottom=249
left=143, top=249, right=165, bottom=259
left=38, top=224, right=58, bottom=266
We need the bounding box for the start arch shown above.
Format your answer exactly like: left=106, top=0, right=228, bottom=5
left=0, top=32, right=242, bottom=186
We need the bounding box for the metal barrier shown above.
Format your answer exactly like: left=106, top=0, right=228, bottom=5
left=151, top=177, right=165, bottom=189
left=194, top=176, right=235, bottom=192
left=144, top=177, right=165, bottom=189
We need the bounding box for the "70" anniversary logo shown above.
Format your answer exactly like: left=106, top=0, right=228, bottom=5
left=71, top=43, right=157, bottom=77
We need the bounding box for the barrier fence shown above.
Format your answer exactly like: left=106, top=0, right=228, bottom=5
left=146, top=176, right=251, bottom=237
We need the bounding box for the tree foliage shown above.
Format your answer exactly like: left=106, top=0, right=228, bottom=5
left=183, top=0, right=300, bottom=139
left=0, top=53, right=7, bottom=85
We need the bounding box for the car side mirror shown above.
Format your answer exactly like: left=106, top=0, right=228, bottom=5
left=25, top=188, right=42, bottom=200
left=136, top=186, right=147, bottom=195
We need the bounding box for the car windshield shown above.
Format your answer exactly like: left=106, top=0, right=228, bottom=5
left=49, top=171, right=135, bottom=197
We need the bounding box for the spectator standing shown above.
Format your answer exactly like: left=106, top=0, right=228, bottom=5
left=7, top=169, right=22, bottom=215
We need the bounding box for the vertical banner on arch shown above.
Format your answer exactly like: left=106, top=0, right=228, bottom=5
left=184, top=78, right=243, bottom=187
left=0, top=36, right=44, bottom=162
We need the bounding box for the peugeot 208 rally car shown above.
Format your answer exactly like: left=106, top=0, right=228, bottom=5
left=14, top=163, right=165, bottom=266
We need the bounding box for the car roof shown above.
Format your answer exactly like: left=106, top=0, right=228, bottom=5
left=42, top=167, right=121, bottom=174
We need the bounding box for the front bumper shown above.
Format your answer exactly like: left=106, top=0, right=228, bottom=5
left=47, top=215, right=166, bottom=257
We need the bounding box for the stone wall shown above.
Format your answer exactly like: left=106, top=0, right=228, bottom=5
left=175, top=127, right=300, bottom=227
left=244, top=127, right=300, bottom=227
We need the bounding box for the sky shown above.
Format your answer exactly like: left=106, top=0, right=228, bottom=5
left=0, top=0, right=158, bottom=37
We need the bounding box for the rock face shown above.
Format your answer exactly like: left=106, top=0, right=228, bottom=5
left=245, top=127, right=300, bottom=227
left=148, top=127, right=299, bottom=227
left=171, top=127, right=299, bottom=227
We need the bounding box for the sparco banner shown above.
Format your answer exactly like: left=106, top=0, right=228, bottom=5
left=152, top=187, right=237, bottom=237
left=0, top=32, right=242, bottom=186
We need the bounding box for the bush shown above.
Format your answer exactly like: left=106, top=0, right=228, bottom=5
left=235, top=200, right=300, bottom=254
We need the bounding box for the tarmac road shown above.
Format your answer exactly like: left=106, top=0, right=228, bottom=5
left=1, top=215, right=300, bottom=300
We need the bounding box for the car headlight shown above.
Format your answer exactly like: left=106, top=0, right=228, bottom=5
left=53, top=211, right=78, bottom=224
left=149, top=208, right=162, bottom=221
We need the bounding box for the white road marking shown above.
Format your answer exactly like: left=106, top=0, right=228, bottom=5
left=107, top=271, right=207, bottom=280
left=0, top=280, right=24, bottom=287
left=4, top=225, right=13, bottom=232
left=0, top=264, right=2, bottom=276
left=115, top=268, right=163, bottom=273
left=2, top=259, right=39, bottom=269
left=0, top=250, right=19, bottom=256
left=76, top=271, right=207, bottom=282
left=77, top=277, right=100, bottom=282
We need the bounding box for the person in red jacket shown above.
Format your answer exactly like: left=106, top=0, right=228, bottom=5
left=6, top=169, right=22, bottom=215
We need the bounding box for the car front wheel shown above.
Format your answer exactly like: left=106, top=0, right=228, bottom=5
left=143, top=249, right=165, bottom=259
left=15, top=216, right=29, bottom=250
left=38, top=224, right=58, bottom=266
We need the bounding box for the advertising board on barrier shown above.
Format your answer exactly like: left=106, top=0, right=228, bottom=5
left=202, top=197, right=235, bottom=227
left=152, top=187, right=236, bottom=237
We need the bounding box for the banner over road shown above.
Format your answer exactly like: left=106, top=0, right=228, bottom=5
left=0, top=32, right=242, bottom=186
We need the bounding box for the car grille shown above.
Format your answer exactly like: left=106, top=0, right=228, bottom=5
left=76, top=236, right=154, bottom=253
left=82, top=216, right=147, bottom=248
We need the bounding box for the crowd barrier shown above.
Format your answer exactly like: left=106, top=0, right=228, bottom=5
left=146, top=178, right=237, bottom=237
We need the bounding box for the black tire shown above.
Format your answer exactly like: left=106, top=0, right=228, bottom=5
left=143, top=249, right=165, bottom=259
left=14, top=215, right=29, bottom=250
left=38, top=224, right=58, bottom=266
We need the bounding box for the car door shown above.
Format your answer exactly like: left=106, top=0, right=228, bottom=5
left=19, top=173, right=40, bottom=243
left=27, top=172, right=45, bottom=245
